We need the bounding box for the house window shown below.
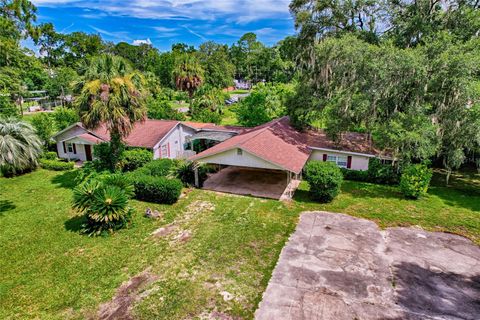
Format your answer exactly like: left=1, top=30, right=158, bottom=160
left=161, top=145, right=168, bottom=158
left=237, top=149, right=243, bottom=156
left=67, top=143, right=74, bottom=153
left=327, top=154, right=348, bottom=168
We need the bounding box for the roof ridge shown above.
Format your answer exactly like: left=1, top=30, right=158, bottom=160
left=235, top=117, right=285, bottom=148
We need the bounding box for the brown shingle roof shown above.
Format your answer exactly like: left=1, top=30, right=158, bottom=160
left=305, top=130, right=380, bottom=155
left=89, top=119, right=179, bottom=148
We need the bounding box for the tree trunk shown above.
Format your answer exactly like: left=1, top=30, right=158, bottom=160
left=446, top=168, right=451, bottom=186
left=109, top=129, right=123, bottom=172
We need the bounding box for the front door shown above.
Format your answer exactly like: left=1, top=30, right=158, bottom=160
left=85, top=145, right=93, bottom=161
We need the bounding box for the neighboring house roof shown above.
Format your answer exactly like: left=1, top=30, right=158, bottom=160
left=190, top=117, right=383, bottom=173
left=190, top=117, right=312, bottom=174
left=90, top=120, right=180, bottom=148
left=73, top=133, right=106, bottom=144
left=181, top=121, right=245, bottom=133
left=53, top=119, right=180, bottom=149
left=304, top=130, right=381, bottom=156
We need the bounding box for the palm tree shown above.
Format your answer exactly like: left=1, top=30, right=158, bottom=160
left=173, top=54, right=204, bottom=99
left=0, top=117, right=42, bottom=177
left=75, top=54, right=147, bottom=171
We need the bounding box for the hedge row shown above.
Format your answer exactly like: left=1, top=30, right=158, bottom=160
left=39, top=159, right=75, bottom=171
left=128, top=172, right=183, bottom=204
left=341, top=159, right=400, bottom=185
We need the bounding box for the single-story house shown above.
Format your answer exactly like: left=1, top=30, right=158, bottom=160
left=51, top=119, right=242, bottom=161
left=189, top=117, right=388, bottom=200
left=52, top=116, right=387, bottom=200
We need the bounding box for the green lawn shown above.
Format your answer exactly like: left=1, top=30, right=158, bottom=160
left=0, top=168, right=478, bottom=319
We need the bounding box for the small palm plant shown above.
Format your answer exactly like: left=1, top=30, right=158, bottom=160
left=72, top=175, right=134, bottom=236
left=0, top=117, right=43, bottom=177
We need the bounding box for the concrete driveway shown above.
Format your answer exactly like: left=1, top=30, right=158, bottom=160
left=256, top=212, right=480, bottom=320
left=203, top=167, right=289, bottom=199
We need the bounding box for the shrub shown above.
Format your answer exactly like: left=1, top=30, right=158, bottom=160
left=169, top=160, right=209, bottom=186
left=341, top=168, right=369, bottom=182
left=51, top=107, right=79, bottom=130
left=39, top=158, right=75, bottom=171
left=93, top=142, right=125, bottom=172
left=73, top=179, right=133, bottom=236
left=147, top=98, right=186, bottom=121
left=304, top=161, right=343, bottom=202
left=142, top=159, right=176, bottom=176
left=42, top=151, right=58, bottom=160
left=367, top=158, right=400, bottom=185
left=191, top=108, right=222, bottom=124
left=400, top=164, right=433, bottom=199
left=129, top=174, right=183, bottom=204
left=121, top=149, right=152, bottom=172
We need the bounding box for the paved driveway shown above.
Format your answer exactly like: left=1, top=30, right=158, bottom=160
left=203, top=167, right=289, bottom=199
left=256, top=212, right=480, bottom=320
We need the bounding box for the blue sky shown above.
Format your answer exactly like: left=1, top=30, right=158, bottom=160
left=30, top=0, right=296, bottom=51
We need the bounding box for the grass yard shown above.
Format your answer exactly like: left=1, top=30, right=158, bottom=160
left=0, top=168, right=479, bottom=319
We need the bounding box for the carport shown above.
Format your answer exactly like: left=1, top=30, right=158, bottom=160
left=202, top=166, right=299, bottom=200
left=189, top=118, right=309, bottom=200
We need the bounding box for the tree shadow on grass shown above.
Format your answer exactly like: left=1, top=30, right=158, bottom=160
left=0, top=199, right=15, bottom=216
left=64, top=214, right=87, bottom=233
left=428, top=186, right=480, bottom=212
left=51, top=170, right=80, bottom=189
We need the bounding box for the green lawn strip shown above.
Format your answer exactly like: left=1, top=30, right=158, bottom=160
left=0, top=169, right=478, bottom=319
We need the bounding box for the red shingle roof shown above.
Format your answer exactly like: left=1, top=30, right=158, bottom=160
left=89, top=119, right=179, bottom=148
left=190, top=117, right=380, bottom=173
left=77, top=133, right=106, bottom=144
left=190, top=117, right=311, bottom=173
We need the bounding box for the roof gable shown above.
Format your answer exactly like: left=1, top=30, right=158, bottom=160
left=190, top=117, right=311, bottom=173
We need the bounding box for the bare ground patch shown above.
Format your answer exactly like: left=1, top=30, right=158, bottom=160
left=97, top=268, right=158, bottom=320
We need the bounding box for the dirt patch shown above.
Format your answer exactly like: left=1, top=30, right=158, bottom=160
left=186, top=200, right=216, bottom=214
left=97, top=268, right=158, bottom=320
left=151, top=224, right=177, bottom=237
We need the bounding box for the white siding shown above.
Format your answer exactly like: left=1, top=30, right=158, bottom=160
left=153, top=124, right=196, bottom=159
left=57, top=141, right=88, bottom=161
left=309, top=150, right=370, bottom=171
left=197, top=148, right=283, bottom=170
left=54, top=125, right=89, bottom=161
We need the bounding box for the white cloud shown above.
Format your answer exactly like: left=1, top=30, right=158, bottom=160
left=153, top=26, right=179, bottom=32
left=182, top=25, right=207, bottom=41
left=89, top=25, right=131, bottom=41
left=32, top=0, right=291, bottom=24
left=132, top=38, right=152, bottom=45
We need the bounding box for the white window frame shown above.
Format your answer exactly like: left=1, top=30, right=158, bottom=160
left=161, top=144, right=168, bottom=158
left=237, top=148, right=243, bottom=156
left=67, top=143, right=74, bottom=153
left=327, top=154, right=348, bottom=168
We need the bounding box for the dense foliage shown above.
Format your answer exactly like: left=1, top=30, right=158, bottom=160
left=304, top=161, right=343, bottom=202
left=121, top=149, right=152, bottom=172
left=289, top=0, right=480, bottom=184
left=235, top=83, right=294, bottom=127
left=72, top=174, right=134, bottom=236
left=128, top=174, right=183, bottom=204
left=0, top=117, right=42, bottom=177
left=39, top=158, right=74, bottom=171
left=400, top=164, right=433, bottom=199
left=341, top=159, right=400, bottom=185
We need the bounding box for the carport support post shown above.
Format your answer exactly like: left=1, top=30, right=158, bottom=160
left=194, top=164, right=199, bottom=188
